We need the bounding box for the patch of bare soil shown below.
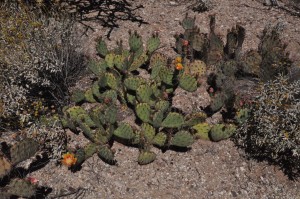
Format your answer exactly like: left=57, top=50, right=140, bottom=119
left=29, top=0, right=300, bottom=198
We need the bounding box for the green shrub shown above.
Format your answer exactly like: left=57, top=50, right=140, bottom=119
left=0, top=2, right=86, bottom=128
left=234, top=75, right=300, bottom=179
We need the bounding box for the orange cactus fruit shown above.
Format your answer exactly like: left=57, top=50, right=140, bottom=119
left=182, top=39, right=189, bottom=46
left=61, top=152, right=77, bottom=167
left=175, top=63, right=184, bottom=70
left=175, top=56, right=182, bottom=63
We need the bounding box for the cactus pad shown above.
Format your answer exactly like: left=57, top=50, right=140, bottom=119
left=181, top=14, right=196, bottom=30
left=114, top=123, right=135, bottom=140
left=209, top=124, right=236, bottom=142
left=153, top=132, right=167, bottom=147
left=147, top=33, right=160, bottom=54
left=96, top=37, right=108, bottom=57
left=161, top=112, right=184, bottom=128
left=7, top=179, right=37, bottom=198
left=124, top=77, right=146, bottom=91
left=179, top=74, right=198, bottom=92
left=98, top=146, right=115, bottom=163
left=192, top=123, right=211, bottom=140
left=136, top=103, right=151, bottom=123
left=137, top=84, right=153, bottom=103
left=170, top=131, right=194, bottom=147
left=138, top=151, right=156, bottom=165
left=70, top=90, right=85, bottom=103
left=10, top=138, right=39, bottom=165
left=129, top=30, right=143, bottom=52
left=186, top=60, right=207, bottom=77
left=141, top=123, right=156, bottom=142
left=105, top=53, right=115, bottom=68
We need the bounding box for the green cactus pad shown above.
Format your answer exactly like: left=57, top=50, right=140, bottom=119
left=138, top=151, right=156, bottom=165
left=137, top=84, right=153, bottom=103
left=240, top=50, right=261, bottom=76
left=141, top=123, right=156, bottom=142
left=65, top=106, right=86, bottom=121
left=147, top=33, right=160, bottom=54
left=10, top=138, right=39, bottom=165
left=155, top=100, right=170, bottom=112
left=150, top=53, right=167, bottom=70
left=171, top=131, right=194, bottom=147
left=96, top=37, right=108, bottom=57
left=131, top=131, right=141, bottom=145
left=129, top=53, right=148, bottom=71
left=90, top=109, right=105, bottom=129
left=184, top=112, right=207, bottom=127
left=136, top=103, right=151, bottom=123
left=129, top=30, right=143, bottom=52
left=192, top=32, right=208, bottom=52
left=235, top=108, right=250, bottom=125
left=181, top=14, right=195, bottom=30
left=104, top=106, right=117, bottom=124
left=94, top=129, right=110, bottom=144
left=126, top=93, right=137, bottom=105
left=84, top=88, right=97, bottom=103
left=105, top=53, right=115, bottom=68
left=114, top=123, right=135, bottom=140
left=84, top=143, right=99, bottom=158
left=124, top=77, right=146, bottom=91
left=88, top=60, right=106, bottom=76
left=159, top=67, right=174, bottom=85
left=98, top=146, right=115, bottom=163
left=7, top=179, right=37, bottom=198
left=102, top=90, right=118, bottom=103
left=77, top=113, right=96, bottom=127
left=222, top=60, right=238, bottom=76
left=78, top=122, right=95, bottom=142
left=105, top=73, right=118, bottom=90
left=192, top=123, right=211, bottom=140
left=161, top=112, right=184, bottom=128
left=152, top=110, right=164, bottom=128
left=153, top=132, right=167, bottom=147
left=210, top=93, right=226, bottom=112
left=92, top=81, right=101, bottom=100
left=209, top=124, right=236, bottom=142
left=179, top=74, right=198, bottom=92
left=114, top=54, right=126, bottom=70
left=187, top=60, right=207, bottom=77
left=70, top=90, right=85, bottom=103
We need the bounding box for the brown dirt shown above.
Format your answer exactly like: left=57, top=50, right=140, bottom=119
left=24, top=0, right=300, bottom=198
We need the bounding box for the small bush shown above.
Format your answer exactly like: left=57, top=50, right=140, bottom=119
left=234, top=75, right=300, bottom=179
left=0, top=2, right=86, bottom=128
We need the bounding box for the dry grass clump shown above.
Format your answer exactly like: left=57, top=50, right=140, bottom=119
left=0, top=1, right=86, bottom=129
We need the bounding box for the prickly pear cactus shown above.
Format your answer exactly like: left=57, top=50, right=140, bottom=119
left=61, top=29, right=210, bottom=166
left=209, top=124, right=236, bottom=142
left=10, top=138, right=39, bottom=165
left=6, top=178, right=37, bottom=198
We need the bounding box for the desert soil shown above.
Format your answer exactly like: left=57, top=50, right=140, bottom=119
left=27, top=0, right=300, bottom=198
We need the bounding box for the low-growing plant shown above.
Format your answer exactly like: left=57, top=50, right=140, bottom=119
left=0, top=2, right=86, bottom=129
left=234, top=75, right=300, bottom=179
left=0, top=138, right=42, bottom=198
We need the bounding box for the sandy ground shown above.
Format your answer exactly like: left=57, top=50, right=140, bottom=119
left=26, top=0, right=300, bottom=198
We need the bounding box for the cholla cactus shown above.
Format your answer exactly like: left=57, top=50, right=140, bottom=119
left=234, top=75, right=300, bottom=178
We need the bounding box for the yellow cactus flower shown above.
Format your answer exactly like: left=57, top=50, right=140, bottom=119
left=175, top=56, right=182, bottom=63
left=61, top=152, right=77, bottom=167
left=175, top=63, right=184, bottom=70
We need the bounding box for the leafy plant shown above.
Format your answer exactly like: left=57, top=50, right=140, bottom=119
left=234, top=75, right=300, bottom=179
